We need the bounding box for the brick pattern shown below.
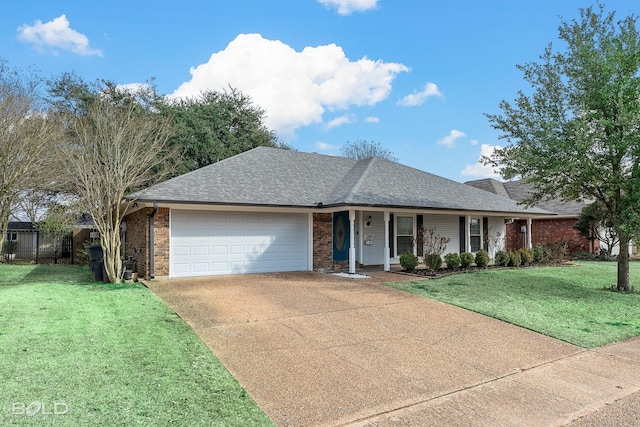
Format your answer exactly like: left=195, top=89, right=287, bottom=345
left=154, top=208, right=170, bottom=276
left=123, top=208, right=149, bottom=277
left=313, top=213, right=333, bottom=269
left=506, top=218, right=596, bottom=254
left=123, top=207, right=171, bottom=278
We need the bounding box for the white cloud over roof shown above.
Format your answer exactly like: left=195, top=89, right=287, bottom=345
left=17, top=14, right=102, bottom=56
left=170, top=33, right=408, bottom=138
left=397, top=82, right=442, bottom=107
left=326, top=114, right=356, bottom=129
left=437, top=129, right=466, bottom=147
left=317, top=0, right=379, bottom=15
left=460, top=143, right=503, bottom=179
left=315, top=141, right=338, bottom=151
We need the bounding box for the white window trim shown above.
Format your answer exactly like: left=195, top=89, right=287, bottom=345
left=394, top=214, right=416, bottom=257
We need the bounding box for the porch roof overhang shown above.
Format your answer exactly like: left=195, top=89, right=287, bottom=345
left=125, top=199, right=555, bottom=219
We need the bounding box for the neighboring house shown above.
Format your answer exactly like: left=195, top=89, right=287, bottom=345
left=123, top=147, right=550, bottom=279
left=464, top=179, right=595, bottom=254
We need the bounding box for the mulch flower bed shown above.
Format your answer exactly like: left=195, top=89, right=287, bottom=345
left=397, top=261, right=574, bottom=279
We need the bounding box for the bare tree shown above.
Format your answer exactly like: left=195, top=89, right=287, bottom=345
left=340, top=140, right=397, bottom=161
left=62, top=85, right=174, bottom=282
left=12, top=189, right=56, bottom=223
left=0, top=62, right=61, bottom=253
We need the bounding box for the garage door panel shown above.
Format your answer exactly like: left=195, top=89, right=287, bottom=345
left=171, top=210, right=309, bottom=277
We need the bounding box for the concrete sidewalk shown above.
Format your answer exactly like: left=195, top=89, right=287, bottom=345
left=146, top=272, right=640, bottom=426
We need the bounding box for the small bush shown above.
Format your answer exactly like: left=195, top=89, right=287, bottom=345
left=399, top=252, right=418, bottom=271
left=495, top=250, right=509, bottom=267
left=475, top=250, right=490, bottom=268
left=532, top=245, right=544, bottom=262
left=508, top=250, right=521, bottom=267
left=460, top=252, right=474, bottom=268
left=424, top=253, right=443, bottom=271
left=541, top=240, right=570, bottom=263
left=518, top=248, right=534, bottom=265
left=444, top=252, right=461, bottom=269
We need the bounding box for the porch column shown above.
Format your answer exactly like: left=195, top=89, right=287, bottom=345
left=349, top=209, right=356, bottom=274
left=465, top=214, right=471, bottom=253
left=526, top=217, right=533, bottom=249
left=384, top=211, right=390, bottom=272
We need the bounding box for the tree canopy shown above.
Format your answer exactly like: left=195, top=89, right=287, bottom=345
left=160, top=87, right=286, bottom=176
left=484, top=4, right=640, bottom=290
left=340, top=140, right=397, bottom=161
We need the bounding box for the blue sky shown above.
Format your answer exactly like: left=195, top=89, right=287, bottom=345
left=3, top=0, right=639, bottom=182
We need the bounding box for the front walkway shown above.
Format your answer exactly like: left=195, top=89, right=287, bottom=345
left=146, top=272, right=640, bottom=426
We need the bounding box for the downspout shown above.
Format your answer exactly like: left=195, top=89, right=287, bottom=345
left=147, top=203, right=158, bottom=279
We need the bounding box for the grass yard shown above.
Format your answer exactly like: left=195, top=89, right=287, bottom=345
left=387, top=261, right=640, bottom=349
left=0, top=264, right=272, bottom=426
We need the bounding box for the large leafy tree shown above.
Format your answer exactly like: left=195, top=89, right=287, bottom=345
left=161, top=87, right=285, bottom=176
left=484, top=5, right=640, bottom=291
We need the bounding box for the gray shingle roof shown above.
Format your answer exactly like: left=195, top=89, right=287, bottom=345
left=133, top=147, right=550, bottom=215
left=465, top=178, right=590, bottom=216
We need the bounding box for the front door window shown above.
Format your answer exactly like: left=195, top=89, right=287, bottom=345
left=396, top=216, right=413, bottom=256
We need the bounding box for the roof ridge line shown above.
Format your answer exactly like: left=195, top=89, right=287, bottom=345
left=343, top=157, right=377, bottom=204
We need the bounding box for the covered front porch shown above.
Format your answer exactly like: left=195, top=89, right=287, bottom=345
left=315, top=208, right=535, bottom=274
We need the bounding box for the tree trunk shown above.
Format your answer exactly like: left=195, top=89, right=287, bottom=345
left=617, top=234, right=631, bottom=292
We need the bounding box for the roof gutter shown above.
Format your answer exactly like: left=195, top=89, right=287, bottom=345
left=147, top=203, right=158, bottom=280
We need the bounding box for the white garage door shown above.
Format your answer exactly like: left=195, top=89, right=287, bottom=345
left=171, top=210, right=309, bottom=277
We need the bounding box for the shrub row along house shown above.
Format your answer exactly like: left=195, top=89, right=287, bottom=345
left=122, top=147, right=550, bottom=278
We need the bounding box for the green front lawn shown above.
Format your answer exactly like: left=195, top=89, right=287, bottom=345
left=0, top=264, right=272, bottom=426
left=387, top=261, right=640, bottom=348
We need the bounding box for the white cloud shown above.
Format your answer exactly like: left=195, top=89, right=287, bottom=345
left=460, top=144, right=503, bottom=179
left=17, top=14, right=102, bottom=56
left=365, top=116, right=380, bottom=123
left=470, top=139, right=479, bottom=146
left=326, top=114, right=355, bottom=129
left=317, top=0, right=378, bottom=15
left=315, top=141, right=338, bottom=151
left=437, top=129, right=465, bottom=148
left=170, top=33, right=408, bottom=138
left=397, top=82, right=442, bottom=107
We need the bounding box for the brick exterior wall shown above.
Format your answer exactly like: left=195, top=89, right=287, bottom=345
left=506, top=218, right=595, bottom=254
left=154, top=208, right=170, bottom=276
left=123, top=207, right=170, bottom=278
left=313, top=213, right=333, bottom=269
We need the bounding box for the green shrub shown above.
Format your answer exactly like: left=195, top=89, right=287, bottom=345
left=399, top=252, right=418, bottom=271
left=495, top=250, right=509, bottom=267
left=474, top=250, right=490, bottom=268
left=444, top=252, right=461, bottom=269
left=518, top=248, right=533, bottom=265
left=460, top=252, right=474, bottom=268
left=532, top=245, right=544, bottom=262
left=424, top=253, right=443, bottom=271
left=508, top=250, right=521, bottom=267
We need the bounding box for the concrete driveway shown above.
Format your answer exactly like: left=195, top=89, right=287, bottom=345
left=146, top=272, right=640, bottom=426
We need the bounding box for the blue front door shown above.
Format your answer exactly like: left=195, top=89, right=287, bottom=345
left=333, top=211, right=349, bottom=261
